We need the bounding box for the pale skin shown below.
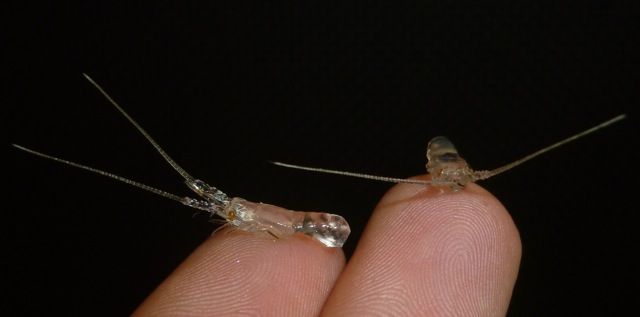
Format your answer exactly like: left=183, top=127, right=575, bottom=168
left=134, top=178, right=521, bottom=316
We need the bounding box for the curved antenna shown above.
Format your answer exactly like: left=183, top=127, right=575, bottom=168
left=82, top=74, right=195, bottom=182
left=474, top=114, right=627, bottom=180
left=271, top=161, right=434, bottom=185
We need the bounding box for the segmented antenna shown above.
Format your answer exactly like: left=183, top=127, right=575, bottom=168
left=82, top=74, right=195, bottom=182
left=472, top=114, right=627, bottom=180
left=12, top=144, right=187, bottom=203
left=271, top=162, right=433, bottom=185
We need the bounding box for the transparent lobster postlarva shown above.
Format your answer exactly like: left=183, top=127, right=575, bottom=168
left=425, top=136, right=475, bottom=190
left=12, top=74, right=351, bottom=248
left=183, top=179, right=351, bottom=247
left=272, top=114, right=626, bottom=190
left=224, top=198, right=350, bottom=247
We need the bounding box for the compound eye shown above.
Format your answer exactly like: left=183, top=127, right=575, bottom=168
left=227, top=209, right=236, bottom=221
left=427, top=136, right=462, bottom=163
left=426, top=136, right=469, bottom=174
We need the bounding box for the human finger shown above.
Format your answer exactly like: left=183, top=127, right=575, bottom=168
left=134, top=209, right=346, bottom=316
left=322, top=178, right=521, bottom=316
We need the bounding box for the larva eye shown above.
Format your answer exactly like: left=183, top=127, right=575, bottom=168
left=426, top=136, right=461, bottom=163
left=426, top=136, right=469, bottom=175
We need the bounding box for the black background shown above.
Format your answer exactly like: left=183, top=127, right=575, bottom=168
left=7, top=2, right=638, bottom=316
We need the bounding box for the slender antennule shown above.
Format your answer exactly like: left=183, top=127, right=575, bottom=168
left=273, top=114, right=626, bottom=187
left=473, top=114, right=627, bottom=180
left=271, top=161, right=434, bottom=185
left=82, top=74, right=195, bottom=182
left=11, top=144, right=214, bottom=212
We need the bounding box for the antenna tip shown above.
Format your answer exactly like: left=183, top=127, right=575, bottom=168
left=11, top=143, right=35, bottom=154
left=82, top=73, right=95, bottom=83
left=606, top=114, right=628, bottom=126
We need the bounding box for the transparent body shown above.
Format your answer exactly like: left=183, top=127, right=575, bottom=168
left=223, top=198, right=350, bottom=248
left=184, top=179, right=351, bottom=247
left=426, top=136, right=475, bottom=190
left=12, top=74, right=351, bottom=249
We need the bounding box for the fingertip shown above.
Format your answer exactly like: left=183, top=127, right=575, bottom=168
left=135, top=223, right=345, bottom=316
left=323, top=176, right=521, bottom=316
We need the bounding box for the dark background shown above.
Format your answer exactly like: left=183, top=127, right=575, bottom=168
left=7, top=2, right=638, bottom=316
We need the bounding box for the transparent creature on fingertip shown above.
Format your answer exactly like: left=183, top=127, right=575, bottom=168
left=273, top=115, right=626, bottom=191
left=13, top=74, right=350, bottom=248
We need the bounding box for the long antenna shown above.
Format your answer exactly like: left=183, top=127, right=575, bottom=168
left=272, top=114, right=627, bottom=185
left=12, top=144, right=187, bottom=203
left=473, top=114, right=627, bottom=180
left=82, top=73, right=195, bottom=182
left=271, top=162, right=433, bottom=185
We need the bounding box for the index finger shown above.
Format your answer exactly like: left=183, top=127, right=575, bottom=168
left=322, top=177, right=521, bottom=316
left=133, top=208, right=346, bottom=316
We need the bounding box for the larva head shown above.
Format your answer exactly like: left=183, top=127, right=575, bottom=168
left=426, top=136, right=475, bottom=188
left=222, top=197, right=254, bottom=227
left=186, top=179, right=230, bottom=205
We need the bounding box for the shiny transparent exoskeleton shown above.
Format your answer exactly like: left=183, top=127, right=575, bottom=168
left=12, top=74, right=350, bottom=248
left=182, top=179, right=349, bottom=247
left=273, top=114, right=626, bottom=190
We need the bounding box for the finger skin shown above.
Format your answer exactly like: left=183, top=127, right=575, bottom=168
left=133, top=219, right=345, bottom=316
left=322, top=178, right=521, bottom=316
